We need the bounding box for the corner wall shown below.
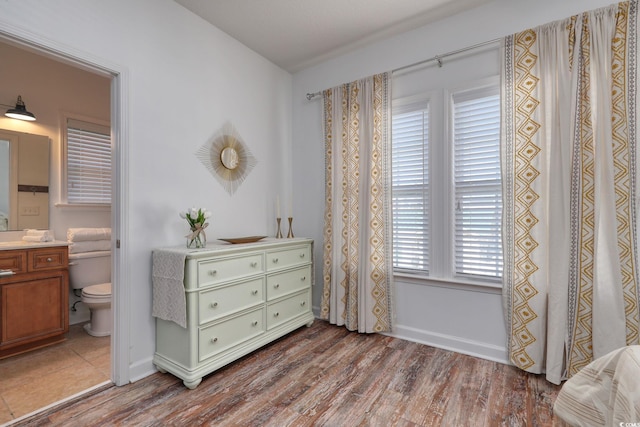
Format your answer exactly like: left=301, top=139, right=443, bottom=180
left=0, top=0, right=293, bottom=383
left=292, top=0, right=615, bottom=363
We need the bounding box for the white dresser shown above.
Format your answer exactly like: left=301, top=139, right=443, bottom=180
left=153, top=238, right=314, bottom=389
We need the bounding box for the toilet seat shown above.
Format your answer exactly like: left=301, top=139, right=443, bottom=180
left=81, top=281, right=112, bottom=337
left=82, top=282, right=111, bottom=299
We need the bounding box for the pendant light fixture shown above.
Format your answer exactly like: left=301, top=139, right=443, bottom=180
left=5, top=95, right=36, bottom=121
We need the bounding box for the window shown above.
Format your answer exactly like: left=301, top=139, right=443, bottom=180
left=452, top=87, right=502, bottom=279
left=65, top=118, right=111, bottom=205
left=392, top=101, right=430, bottom=272
left=391, top=79, right=502, bottom=283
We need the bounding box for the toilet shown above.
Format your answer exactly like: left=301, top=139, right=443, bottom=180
left=68, top=250, right=112, bottom=337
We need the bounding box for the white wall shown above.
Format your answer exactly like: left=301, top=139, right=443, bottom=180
left=292, top=0, right=615, bottom=363
left=0, top=0, right=620, bottom=384
left=0, top=0, right=293, bottom=382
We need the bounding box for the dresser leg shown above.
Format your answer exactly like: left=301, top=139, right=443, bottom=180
left=306, top=320, right=314, bottom=327
left=184, top=378, right=202, bottom=389
left=156, top=366, right=167, bottom=374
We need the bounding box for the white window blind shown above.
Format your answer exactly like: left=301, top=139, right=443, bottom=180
left=66, top=118, right=111, bottom=204
left=392, top=101, right=429, bottom=273
left=452, top=88, right=502, bottom=279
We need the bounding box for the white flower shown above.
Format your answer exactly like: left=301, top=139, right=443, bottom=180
left=180, top=207, right=211, bottom=229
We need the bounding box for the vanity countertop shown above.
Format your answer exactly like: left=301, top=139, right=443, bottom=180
left=0, top=240, right=69, bottom=250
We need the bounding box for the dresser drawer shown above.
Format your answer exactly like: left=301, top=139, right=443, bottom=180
left=29, top=247, right=68, bottom=271
left=198, top=308, right=265, bottom=362
left=154, top=239, right=313, bottom=389
left=267, top=289, right=311, bottom=330
left=0, top=250, right=27, bottom=274
left=266, top=245, right=310, bottom=271
left=198, top=277, right=264, bottom=324
left=197, top=253, right=263, bottom=286
left=266, top=265, right=311, bottom=301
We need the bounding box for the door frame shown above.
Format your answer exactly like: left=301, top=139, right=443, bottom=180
left=0, top=23, right=130, bottom=386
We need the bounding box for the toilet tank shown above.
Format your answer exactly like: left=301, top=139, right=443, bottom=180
left=68, top=250, right=111, bottom=289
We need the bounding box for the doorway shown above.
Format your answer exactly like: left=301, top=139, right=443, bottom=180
left=0, top=29, right=128, bottom=423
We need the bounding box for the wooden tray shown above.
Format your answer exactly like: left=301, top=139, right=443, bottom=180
left=218, top=236, right=267, bottom=244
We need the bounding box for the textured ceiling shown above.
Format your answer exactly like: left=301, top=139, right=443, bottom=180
left=173, top=0, right=492, bottom=73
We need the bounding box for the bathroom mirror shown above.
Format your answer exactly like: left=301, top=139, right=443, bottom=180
left=0, top=129, right=50, bottom=231
left=196, top=121, right=256, bottom=195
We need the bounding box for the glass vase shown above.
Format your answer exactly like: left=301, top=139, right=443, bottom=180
left=187, top=230, right=206, bottom=249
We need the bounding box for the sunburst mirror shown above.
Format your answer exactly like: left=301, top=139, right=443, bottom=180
left=196, top=122, right=257, bottom=195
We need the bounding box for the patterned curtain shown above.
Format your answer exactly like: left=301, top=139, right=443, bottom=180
left=319, top=73, right=394, bottom=333
left=502, top=1, right=640, bottom=384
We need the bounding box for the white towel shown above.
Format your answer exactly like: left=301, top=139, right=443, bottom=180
left=22, top=234, right=53, bottom=242
left=69, top=240, right=111, bottom=253
left=67, top=227, right=111, bottom=242
left=25, top=229, right=53, bottom=241
left=152, top=249, right=187, bottom=328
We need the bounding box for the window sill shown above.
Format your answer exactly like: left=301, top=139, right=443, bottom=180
left=393, top=271, right=502, bottom=294
left=54, top=203, right=111, bottom=210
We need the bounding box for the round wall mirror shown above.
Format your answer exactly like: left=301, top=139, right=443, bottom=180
left=196, top=122, right=257, bottom=195
left=220, top=146, right=239, bottom=170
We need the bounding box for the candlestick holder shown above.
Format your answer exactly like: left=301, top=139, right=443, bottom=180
left=287, top=217, right=294, bottom=238
left=276, top=217, right=283, bottom=238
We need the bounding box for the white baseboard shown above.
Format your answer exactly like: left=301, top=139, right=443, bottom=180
left=385, top=324, right=510, bottom=365
left=128, top=357, right=157, bottom=383
left=314, top=306, right=509, bottom=365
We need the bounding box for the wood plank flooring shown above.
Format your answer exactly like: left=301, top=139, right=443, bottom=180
left=11, top=320, right=567, bottom=426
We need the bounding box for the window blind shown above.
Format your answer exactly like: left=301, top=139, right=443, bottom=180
left=67, top=118, right=111, bottom=204
left=391, top=102, right=429, bottom=272
left=452, top=89, right=502, bottom=279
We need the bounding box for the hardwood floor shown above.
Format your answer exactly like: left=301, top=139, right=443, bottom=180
left=10, top=320, right=567, bottom=426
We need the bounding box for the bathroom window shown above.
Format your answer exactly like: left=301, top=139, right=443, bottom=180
left=63, top=118, right=112, bottom=205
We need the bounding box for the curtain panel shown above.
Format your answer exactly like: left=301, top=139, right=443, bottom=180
left=502, top=0, right=640, bottom=384
left=319, top=73, right=394, bottom=333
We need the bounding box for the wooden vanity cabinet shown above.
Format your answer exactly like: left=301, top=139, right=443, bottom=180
left=0, top=244, right=69, bottom=359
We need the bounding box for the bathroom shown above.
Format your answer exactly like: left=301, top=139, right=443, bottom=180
left=0, top=39, right=113, bottom=420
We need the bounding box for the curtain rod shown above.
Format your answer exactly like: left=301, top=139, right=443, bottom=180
left=306, top=37, right=501, bottom=100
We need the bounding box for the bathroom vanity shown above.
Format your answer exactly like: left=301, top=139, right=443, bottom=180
left=153, top=238, right=314, bottom=389
left=0, top=242, right=69, bottom=359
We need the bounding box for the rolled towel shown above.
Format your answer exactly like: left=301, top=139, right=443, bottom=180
left=22, top=234, right=53, bottom=242
left=68, top=240, right=111, bottom=253
left=67, top=227, right=111, bottom=242
left=25, top=229, right=53, bottom=239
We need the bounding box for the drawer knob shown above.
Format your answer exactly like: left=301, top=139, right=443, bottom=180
left=274, top=283, right=280, bottom=289
left=301, top=276, right=306, bottom=281
left=251, top=290, right=258, bottom=295
left=209, top=270, right=217, bottom=276
left=252, top=321, right=258, bottom=326
left=272, top=258, right=279, bottom=264
left=299, top=253, right=305, bottom=258
left=211, top=337, right=218, bottom=343
left=300, top=301, right=306, bottom=306
left=210, top=302, right=218, bottom=308
left=46, top=257, right=53, bottom=262
left=250, top=262, right=257, bottom=268
left=273, top=312, right=279, bottom=317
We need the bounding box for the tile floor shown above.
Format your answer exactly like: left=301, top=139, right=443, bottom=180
left=0, top=322, right=111, bottom=424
